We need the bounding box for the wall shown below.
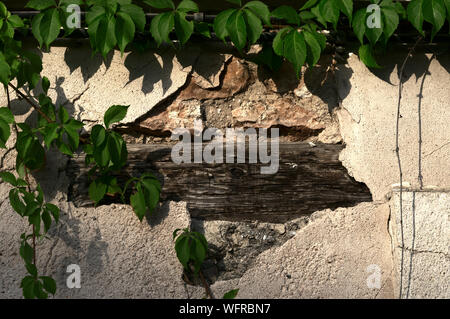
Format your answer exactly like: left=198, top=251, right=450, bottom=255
left=0, top=41, right=448, bottom=299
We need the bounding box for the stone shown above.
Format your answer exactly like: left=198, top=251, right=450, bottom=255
left=233, top=203, right=394, bottom=298
left=337, top=53, right=450, bottom=200
left=389, top=191, right=449, bottom=299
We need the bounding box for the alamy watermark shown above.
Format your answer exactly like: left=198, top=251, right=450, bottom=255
left=170, top=120, right=280, bottom=174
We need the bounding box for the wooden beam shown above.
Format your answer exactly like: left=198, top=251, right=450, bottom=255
left=67, top=143, right=372, bottom=223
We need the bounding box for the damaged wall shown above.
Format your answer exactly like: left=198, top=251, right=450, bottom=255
left=0, top=42, right=448, bottom=299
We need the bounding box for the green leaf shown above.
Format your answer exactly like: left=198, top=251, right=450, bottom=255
left=144, top=0, right=175, bottom=9
left=0, top=172, right=17, bottom=185
left=0, top=57, right=11, bottom=86
left=283, top=30, right=307, bottom=78
left=177, top=0, right=199, bottom=13
left=352, top=9, right=366, bottom=44
left=89, top=179, right=107, bottom=204
left=8, top=15, right=24, bottom=28
left=193, top=237, right=206, bottom=264
left=213, top=9, right=235, bottom=42
left=20, top=242, right=34, bottom=265
left=10, top=189, right=26, bottom=216
left=300, top=0, right=319, bottom=11
left=226, top=10, right=247, bottom=51
left=223, top=289, right=239, bottom=299
left=365, top=11, right=383, bottom=45
left=115, top=11, right=135, bottom=55
left=272, top=27, right=291, bottom=56
left=174, top=11, right=194, bottom=45
left=159, top=12, right=175, bottom=45
left=130, top=186, right=147, bottom=221
left=58, top=106, right=69, bottom=124
left=358, top=44, right=381, bottom=68
left=86, top=5, right=106, bottom=25
left=96, top=16, right=117, bottom=59
left=119, top=4, right=145, bottom=31
left=26, top=263, right=38, bottom=277
left=150, top=13, right=164, bottom=46
left=107, top=132, right=127, bottom=168
left=41, top=76, right=50, bottom=95
left=304, top=31, right=322, bottom=67
left=41, top=209, right=52, bottom=233
left=33, top=280, right=48, bottom=299
left=244, top=1, right=271, bottom=26
left=0, top=119, right=10, bottom=148
left=382, top=7, right=399, bottom=40
left=338, top=0, right=353, bottom=23
left=423, top=0, right=446, bottom=40
left=319, top=0, right=340, bottom=29
left=39, top=8, right=62, bottom=49
left=311, top=4, right=327, bottom=27
left=91, top=125, right=107, bottom=147
left=244, top=9, right=263, bottom=45
left=21, top=276, right=36, bottom=299
left=0, top=107, right=14, bottom=124
left=45, top=203, right=60, bottom=222
left=141, top=178, right=160, bottom=211
left=271, top=5, right=300, bottom=25
left=26, top=0, right=56, bottom=10
left=104, top=105, right=129, bottom=128
left=175, top=236, right=190, bottom=269
left=194, top=21, right=211, bottom=38
left=40, top=276, right=56, bottom=295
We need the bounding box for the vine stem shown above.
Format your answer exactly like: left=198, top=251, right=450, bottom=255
left=8, top=83, right=54, bottom=123
left=199, top=270, right=214, bottom=299
left=8, top=83, right=89, bottom=144
left=396, top=36, right=422, bottom=299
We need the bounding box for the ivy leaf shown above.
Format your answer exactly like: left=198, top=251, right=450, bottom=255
left=243, top=9, right=263, bottom=45
left=213, top=9, right=235, bottom=42
left=45, top=203, right=60, bottom=222
left=115, top=11, right=135, bottom=55
left=352, top=8, right=366, bottom=44
left=107, top=132, right=127, bottom=168
left=119, top=4, right=145, bottom=32
left=382, top=7, right=399, bottom=40
left=159, top=12, right=175, bottom=45
left=21, top=276, right=36, bottom=299
left=26, top=0, right=56, bottom=10
left=195, top=22, right=211, bottom=38
left=104, top=105, right=129, bottom=128
left=300, top=0, right=319, bottom=11
left=41, top=210, right=52, bottom=233
left=143, top=0, right=175, bottom=10
left=175, top=236, right=190, bottom=269
left=177, top=0, right=199, bottom=13
left=41, top=76, right=50, bottom=95
left=244, top=1, right=271, bottom=26
left=43, top=123, right=59, bottom=149
left=358, top=44, right=381, bottom=68
left=40, top=276, right=56, bottom=295
left=226, top=10, right=247, bottom=51
left=89, top=179, right=108, bottom=204
left=150, top=13, right=163, bottom=46
left=271, top=5, right=300, bottom=25
left=91, top=125, right=107, bottom=147
left=319, top=0, right=340, bottom=29
left=0, top=172, right=17, bottom=185
left=223, top=289, right=239, bottom=299
left=338, top=0, right=353, bottom=23
left=141, top=178, right=160, bottom=211
left=304, top=31, right=322, bottom=67
left=130, top=185, right=147, bottom=221
left=96, top=16, right=117, bottom=59
left=283, top=30, right=307, bottom=79
left=272, top=27, right=291, bottom=56
left=10, top=189, right=26, bottom=216
left=0, top=57, right=11, bottom=86
left=365, top=13, right=383, bottom=45
left=311, top=4, right=327, bottom=27
left=86, top=5, right=106, bottom=25
left=174, top=11, right=194, bottom=45
left=423, top=0, right=446, bottom=40
left=38, top=8, right=62, bottom=49
left=0, top=107, right=14, bottom=124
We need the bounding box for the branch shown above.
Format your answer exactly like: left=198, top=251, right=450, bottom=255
left=8, top=83, right=54, bottom=123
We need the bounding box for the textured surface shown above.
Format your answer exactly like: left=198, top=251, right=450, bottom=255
left=390, top=191, right=449, bottom=299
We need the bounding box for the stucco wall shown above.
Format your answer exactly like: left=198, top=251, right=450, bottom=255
left=0, top=43, right=448, bottom=299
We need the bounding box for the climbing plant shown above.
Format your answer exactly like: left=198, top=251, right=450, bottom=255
left=0, top=0, right=449, bottom=298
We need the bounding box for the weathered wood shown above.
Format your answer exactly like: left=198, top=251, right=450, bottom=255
left=67, top=143, right=372, bottom=223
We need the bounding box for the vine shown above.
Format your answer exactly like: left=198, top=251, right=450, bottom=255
left=0, top=0, right=449, bottom=299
